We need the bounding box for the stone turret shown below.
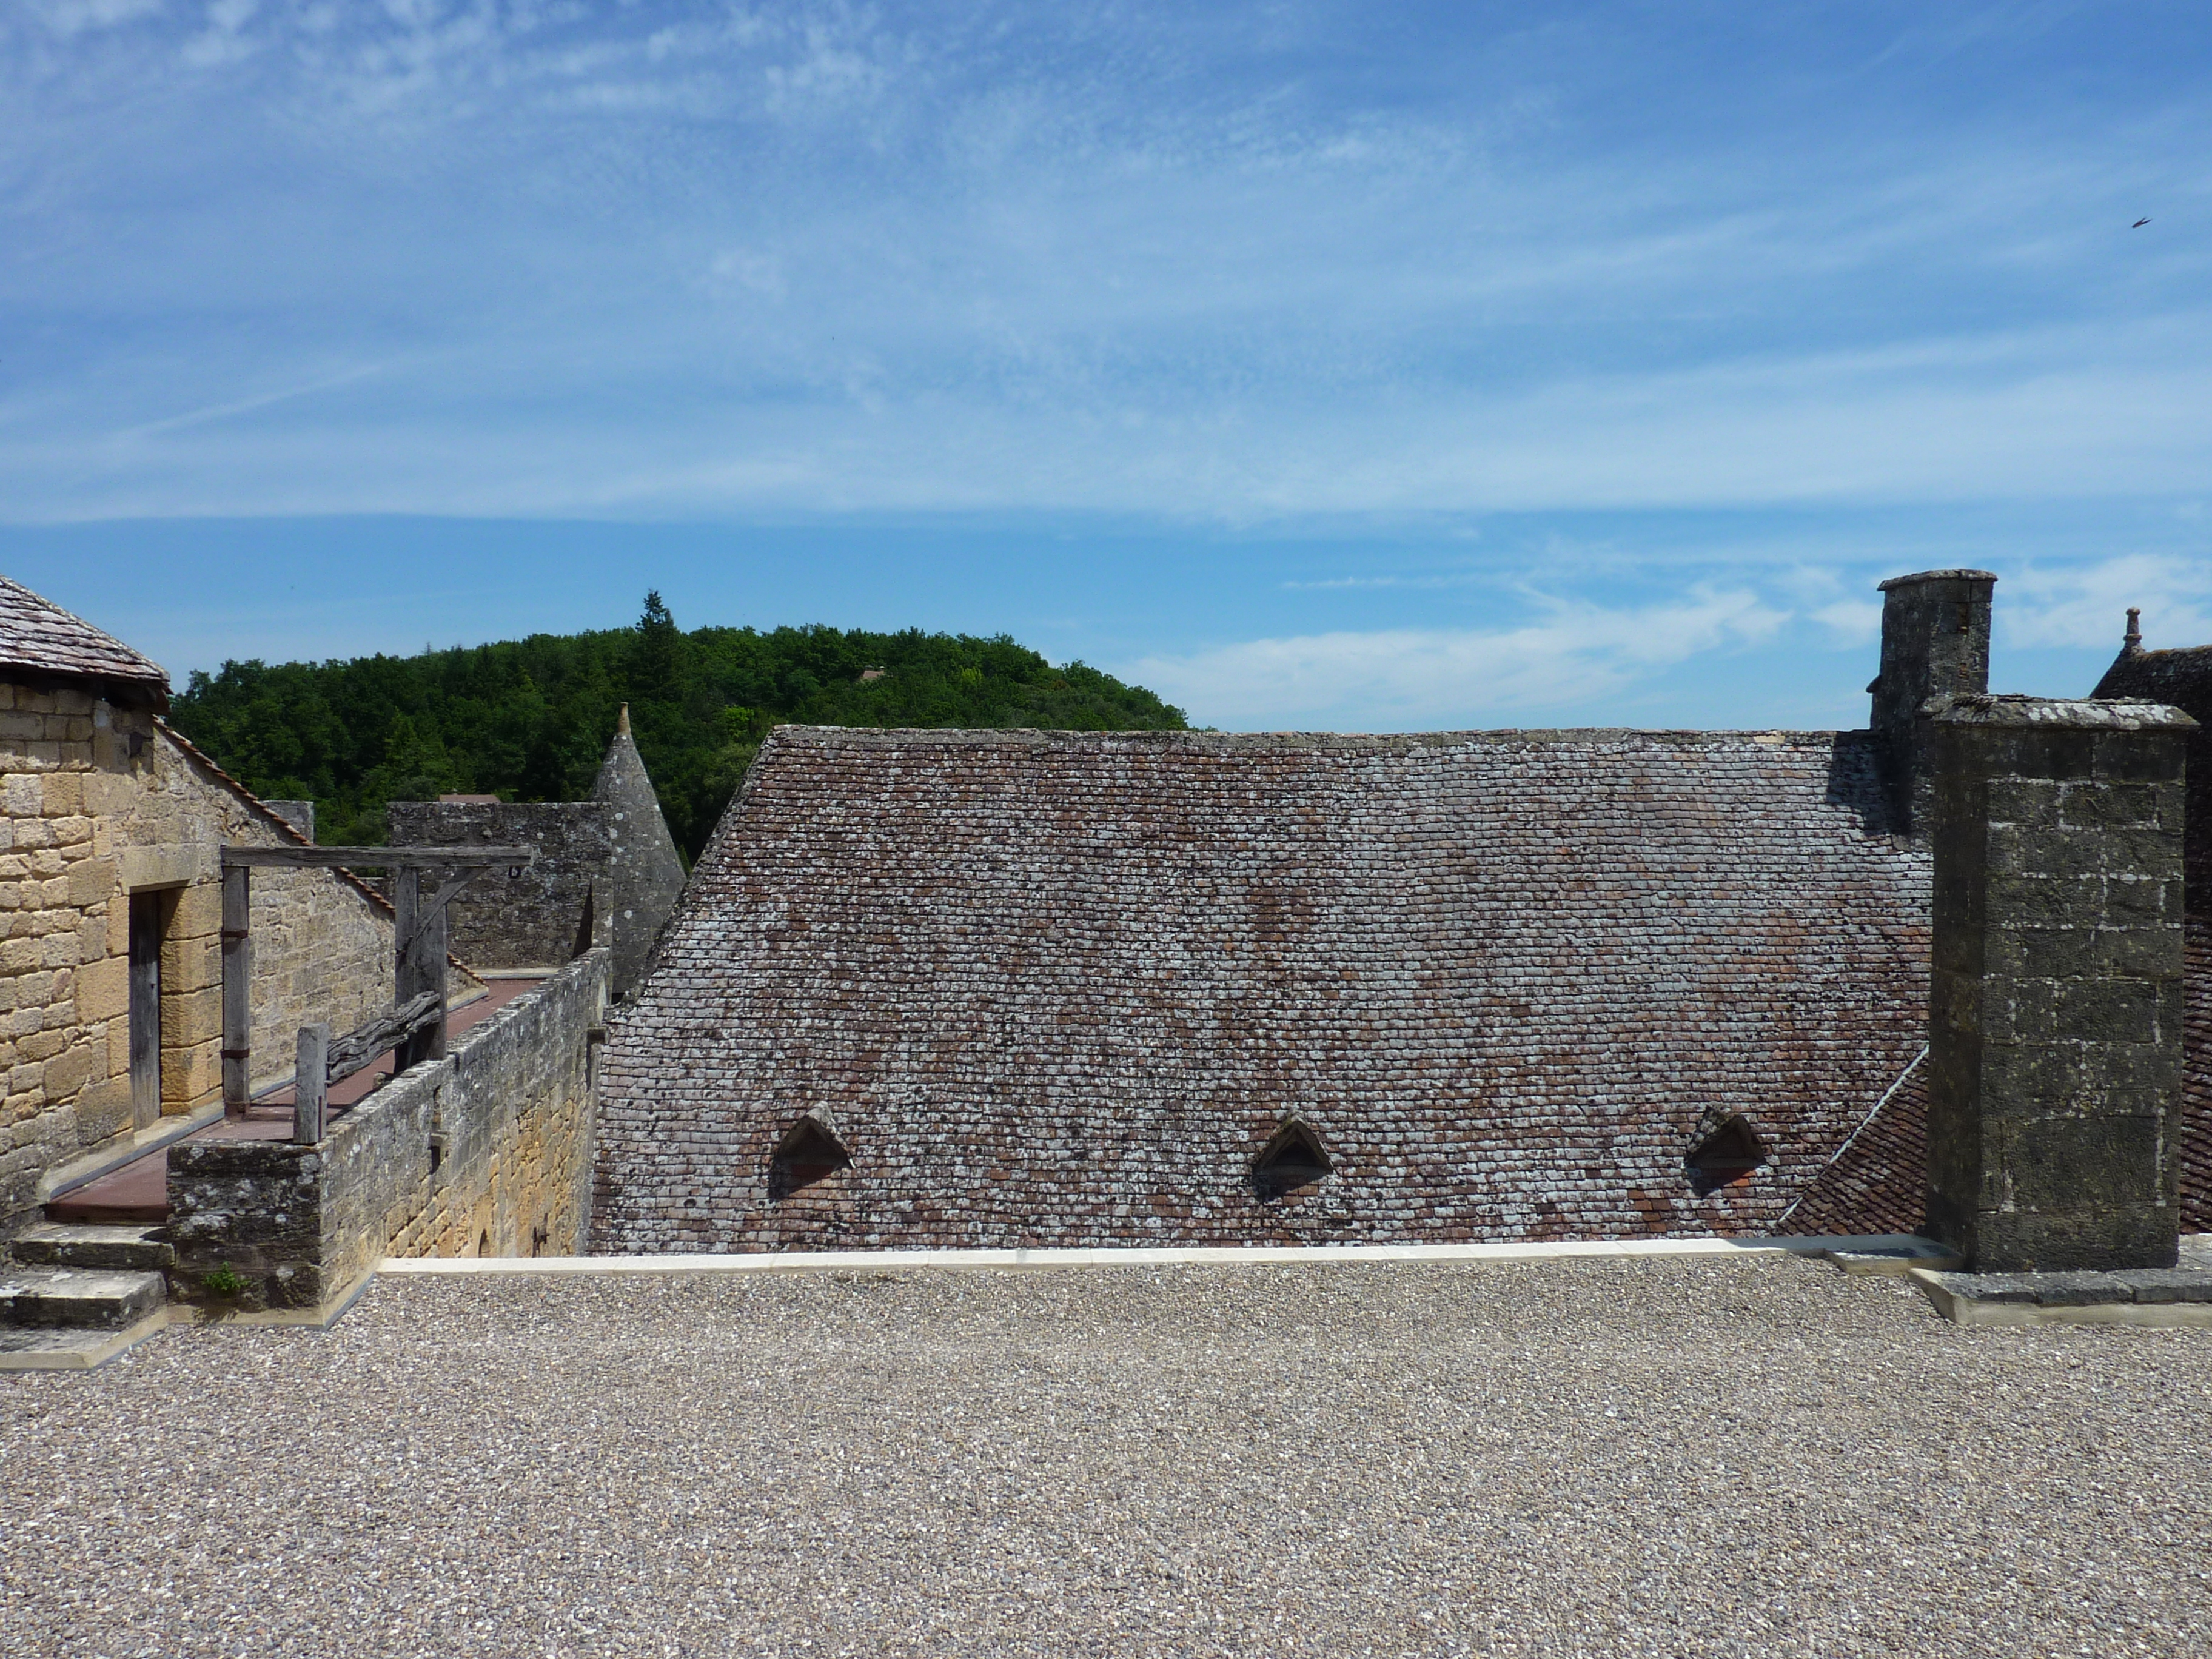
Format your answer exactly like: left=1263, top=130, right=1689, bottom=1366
left=592, top=705, right=688, bottom=997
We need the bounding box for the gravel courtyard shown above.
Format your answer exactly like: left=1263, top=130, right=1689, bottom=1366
left=5, top=1255, right=2210, bottom=1658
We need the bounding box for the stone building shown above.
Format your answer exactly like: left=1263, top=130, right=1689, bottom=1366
left=0, top=575, right=611, bottom=1361
left=387, top=706, right=685, bottom=997
left=593, top=571, right=2205, bottom=1265
left=0, top=577, right=402, bottom=1233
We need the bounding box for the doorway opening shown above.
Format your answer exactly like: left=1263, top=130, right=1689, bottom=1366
left=127, top=889, right=172, bottom=1131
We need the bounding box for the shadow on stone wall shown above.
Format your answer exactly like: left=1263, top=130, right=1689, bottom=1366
left=167, top=948, right=611, bottom=1314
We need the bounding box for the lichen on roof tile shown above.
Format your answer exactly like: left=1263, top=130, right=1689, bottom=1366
left=593, top=725, right=1941, bottom=1253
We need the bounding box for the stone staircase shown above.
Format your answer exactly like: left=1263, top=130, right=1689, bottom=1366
left=0, top=1222, right=173, bottom=1370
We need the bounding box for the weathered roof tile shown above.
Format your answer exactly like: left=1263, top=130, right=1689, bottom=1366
left=594, top=726, right=1941, bottom=1252
left=0, top=574, right=167, bottom=697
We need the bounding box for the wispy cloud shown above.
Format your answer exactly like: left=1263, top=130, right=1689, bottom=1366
left=0, top=4, right=2207, bottom=524
left=1124, top=587, right=1789, bottom=730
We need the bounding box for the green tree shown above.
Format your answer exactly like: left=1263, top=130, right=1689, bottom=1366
left=172, top=598, right=1188, bottom=860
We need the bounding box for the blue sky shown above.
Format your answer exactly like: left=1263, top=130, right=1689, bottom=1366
left=2, top=1, right=2207, bottom=730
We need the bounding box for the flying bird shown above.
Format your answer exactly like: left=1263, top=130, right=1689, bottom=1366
left=2133, top=217, right=2152, bottom=228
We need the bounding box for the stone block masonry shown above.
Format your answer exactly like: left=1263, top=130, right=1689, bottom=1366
left=1868, top=569, right=1995, bottom=837
left=389, top=800, right=612, bottom=971
left=1926, top=695, right=2197, bottom=1271
left=167, top=948, right=609, bottom=1310
left=592, top=706, right=689, bottom=996
left=0, top=685, right=404, bottom=1229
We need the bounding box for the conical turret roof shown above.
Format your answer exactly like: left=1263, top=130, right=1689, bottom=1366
left=592, top=704, right=689, bottom=994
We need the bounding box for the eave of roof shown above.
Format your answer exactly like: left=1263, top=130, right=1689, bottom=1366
left=0, top=574, right=168, bottom=703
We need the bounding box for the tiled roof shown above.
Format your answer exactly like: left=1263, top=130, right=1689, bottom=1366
left=2093, top=642, right=2212, bottom=915
left=2182, top=921, right=2212, bottom=1234
left=0, top=574, right=167, bottom=696
left=1777, top=1052, right=1929, bottom=1238
left=594, top=726, right=1937, bottom=1252
left=1782, top=922, right=2212, bottom=1237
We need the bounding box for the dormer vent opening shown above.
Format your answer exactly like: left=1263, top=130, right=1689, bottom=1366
left=1255, top=1118, right=1332, bottom=1196
left=769, top=1111, right=852, bottom=1199
left=1686, top=1115, right=1767, bottom=1196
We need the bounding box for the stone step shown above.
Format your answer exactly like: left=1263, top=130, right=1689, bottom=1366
left=10, top=1221, right=176, bottom=1272
left=0, top=1266, right=167, bottom=1330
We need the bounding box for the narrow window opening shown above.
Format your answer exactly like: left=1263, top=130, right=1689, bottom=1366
left=1686, top=1117, right=1766, bottom=1195
left=770, top=1116, right=852, bottom=1199
left=1255, top=1119, right=1332, bottom=1196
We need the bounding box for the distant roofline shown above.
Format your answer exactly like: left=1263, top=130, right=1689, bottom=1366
left=763, top=724, right=1867, bottom=751
left=2110, top=642, right=2212, bottom=662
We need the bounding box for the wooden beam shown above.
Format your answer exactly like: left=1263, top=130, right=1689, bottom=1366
left=420, top=868, right=478, bottom=920
left=293, top=1023, right=330, bottom=1145
left=220, top=864, right=251, bottom=1117
left=324, top=990, right=441, bottom=1085
left=220, top=845, right=537, bottom=870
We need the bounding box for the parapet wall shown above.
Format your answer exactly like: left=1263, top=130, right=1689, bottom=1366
left=168, top=948, right=609, bottom=1310
left=387, top=800, right=612, bottom=970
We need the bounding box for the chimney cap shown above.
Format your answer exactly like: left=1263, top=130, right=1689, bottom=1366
left=1875, top=569, right=1998, bottom=592
left=1932, top=693, right=2197, bottom=732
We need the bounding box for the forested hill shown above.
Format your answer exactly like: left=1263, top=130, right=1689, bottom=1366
left=170, top=594, right=1187, bottom=859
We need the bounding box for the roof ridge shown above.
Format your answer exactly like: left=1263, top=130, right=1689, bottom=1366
left=763, top=725, right=1857, bottom=749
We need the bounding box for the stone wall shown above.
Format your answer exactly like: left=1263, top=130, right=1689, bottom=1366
left=387, top=800, right=612, bottom=970
left=1, top=686, right=405, bottom=1228
left=167, top=949, right=609, bottom=1309
left=2091, top=639, right=2212, bottom=917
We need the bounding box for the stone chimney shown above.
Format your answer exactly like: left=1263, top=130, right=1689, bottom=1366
left=1868, top=569, right=1997, bottom=834
left=1923, top=694, right=2196, bottom=1271
left=264, top=800, right=315, bottom=842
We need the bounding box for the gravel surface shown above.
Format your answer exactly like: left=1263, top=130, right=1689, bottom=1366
left=5, top=1255, right=2210, bottom=1657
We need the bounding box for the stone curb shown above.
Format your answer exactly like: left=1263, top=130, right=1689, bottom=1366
left=381, top=1233, right=1956, bottom=1277
left=1910, top=1268, right=2212, bottom=1328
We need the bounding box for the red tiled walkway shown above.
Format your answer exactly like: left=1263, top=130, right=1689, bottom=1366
left=47, top=979, right=545, bottom=1224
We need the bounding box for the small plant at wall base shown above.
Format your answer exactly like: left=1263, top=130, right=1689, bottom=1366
left=200, top=1264, right=248, bottom=1299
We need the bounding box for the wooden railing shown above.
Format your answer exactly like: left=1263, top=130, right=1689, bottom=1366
left=220, top=842, right=537, bottom=1139
left=291, top=991, right=444, bottom=1144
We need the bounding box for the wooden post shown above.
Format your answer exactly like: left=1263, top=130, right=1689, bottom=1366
left=394, top=867, right=449, bottom=1072
left=220, top=863, right=251, bottom=1116
left=424, top=894, right=450, bottom=1064
left=293, top=1022, right=330, bottom=1145
left=393, top=865, right=422, bottom=1070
